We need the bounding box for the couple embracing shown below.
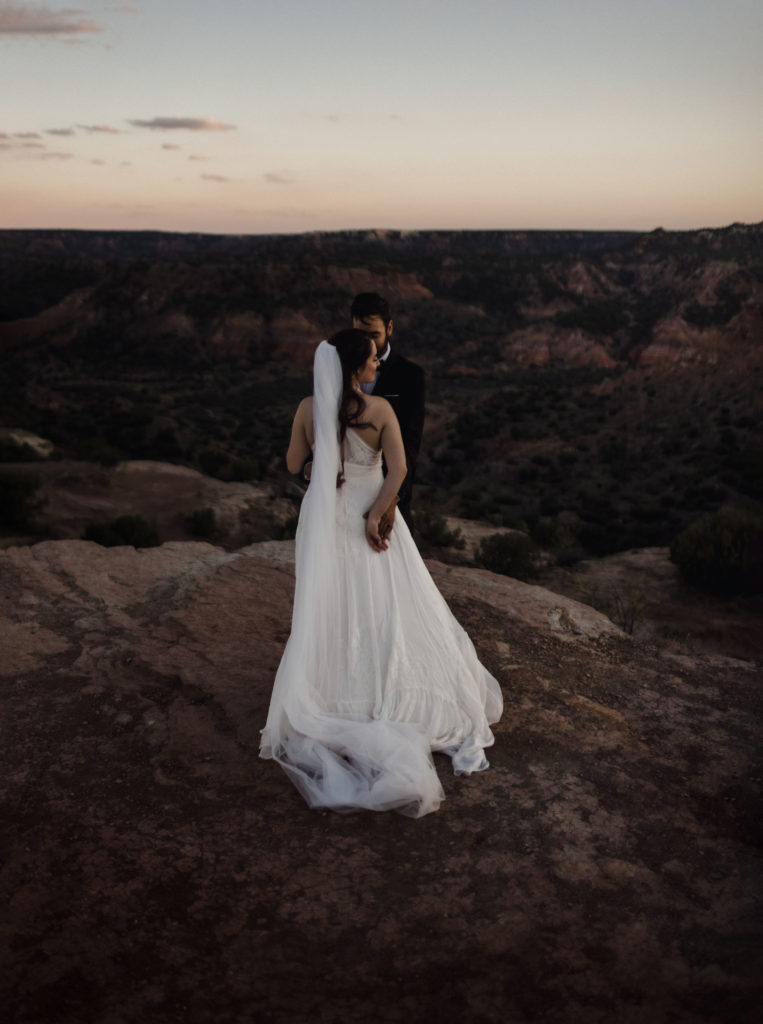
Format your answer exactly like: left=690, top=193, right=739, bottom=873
left=260, top=292, right=503, bottom=818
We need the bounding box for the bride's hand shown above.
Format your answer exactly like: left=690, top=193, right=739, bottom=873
left=363, top=512, right=388, bottom=552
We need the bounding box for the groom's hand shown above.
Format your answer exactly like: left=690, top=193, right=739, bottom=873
left=363, top=513, right=388, bottom=552
left=379, top=502, right=397, bottom=541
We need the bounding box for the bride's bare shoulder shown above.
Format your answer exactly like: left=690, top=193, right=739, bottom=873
left=366, top=394, right=393, bottom=416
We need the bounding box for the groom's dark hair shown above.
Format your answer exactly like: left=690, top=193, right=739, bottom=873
left=351, top=292, right=391, bottom=324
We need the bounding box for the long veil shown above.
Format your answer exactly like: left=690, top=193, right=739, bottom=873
left=260, top=341, right=444, bottom=816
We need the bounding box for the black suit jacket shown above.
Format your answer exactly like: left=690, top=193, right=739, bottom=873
left=372, top=349, right=425, bottom=517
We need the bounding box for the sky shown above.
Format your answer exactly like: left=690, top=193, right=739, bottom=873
left=1, top=0, right=761, bottom=234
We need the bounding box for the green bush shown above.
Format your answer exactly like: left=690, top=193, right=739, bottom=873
left=230, top=456, right=261, bottom=482
left=476, top=532, right=538, bottom=580
left=280, top=514, right=299, bottom=540
left=670, top=507, right=763, bottom=595
left=413, top=506, right=465, bottom=549
left=0, top=470, right=45, bottom=529
left=188, top=507, right=216, bottom=539
left=83, top=515, right=160, bottom=549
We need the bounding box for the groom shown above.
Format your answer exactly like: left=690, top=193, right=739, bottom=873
left=351, top=292, right=425, bottom=525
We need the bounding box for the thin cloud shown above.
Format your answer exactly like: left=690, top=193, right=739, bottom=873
left=201, top=173, right=229, bottom=182
left=162, top=143, right=181, bottom=150
left=46, top=127, right=76, bottom=136
left=265, top=172, right=295, bottom=185
left=77, top=123, right=120, bottom=134
left=21, top=141, right=46, bottom=149
left=129, top=117, right=236, bottom=132
left=0, top=4, right=102, bottom=35
left=188, top=154, right=209, bottom=161
left=321, top=112, right=402, bottom=122
left=32, top=151, right=75, bottom=160
left=91, top=158, right=105, bottom=165
left=14, top=131, right=42, bottom=139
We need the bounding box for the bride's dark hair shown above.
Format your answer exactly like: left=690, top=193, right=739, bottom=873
left=327, top=328, right=374, bottom=447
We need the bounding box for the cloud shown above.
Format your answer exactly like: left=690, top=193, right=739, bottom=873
left=129, top=117, right=236, bottom=132
left=46, top=127, right=76, bottom=136
left=188, top=154, right=209, bottom=161
left=0, top=4, right=102, bottom=35
left=201, top=173, right=229, bottom=182
left=32, top=151, right=75, bottom=160
left=162, top=143, right=181, bottom=150
left=264, top=172, right=295, bottom=185
left=91, top=158, right=105, bottom=165
left=77, top=123, right=120, bottom=134
left=321, top=112, right=402, bottom=123
left=14, top=131, right=42, bottom=139
left=21, top=141, right=46, bottom=149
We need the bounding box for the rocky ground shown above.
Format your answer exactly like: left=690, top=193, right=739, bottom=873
left=1, top=536, right=761, bottom=1024
left=1, top=459, right=297, bottom=551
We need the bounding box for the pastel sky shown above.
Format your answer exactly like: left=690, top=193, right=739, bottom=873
left=1, top=0, right=760, bottom=233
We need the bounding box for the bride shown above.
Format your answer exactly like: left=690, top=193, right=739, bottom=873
left=260, top=330, right=503, bottom=817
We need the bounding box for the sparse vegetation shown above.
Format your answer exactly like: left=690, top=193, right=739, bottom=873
left=0, top=470, right=45, bottom=529
left=1, top=224, right=761, bottom=558
left=476, top=532, right=538, bottom=580
left=413, top=506, right=465, bottom=549
left=670, top=507, right=763, bottom=595
left=83, top=515, right=160, bottom=549
left=188, top=508, right=216, bottom=539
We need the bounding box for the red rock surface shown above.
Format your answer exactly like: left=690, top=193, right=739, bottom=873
left=1, top=539, right=760, bottom=1023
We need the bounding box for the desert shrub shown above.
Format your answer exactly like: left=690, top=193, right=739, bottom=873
left=188, top=507, right=216, bottom=539
left=83, top=515, right=160, bottom=549
left=476, top=532, right=537, bottom=580
left=71, top=435, right=122, bottom=466
left=280, top=514, right=299, bottom=540
left=721, top=445, right=763, bottom=501
left=413, top=506, right=465, bottom=549
left=0, top=470, right=45, bottom=529
left=230, top=456, right=261, bottom=482
left=529, top=519, right=575, bottom=549
left=573, top=579, right=647, bottom=635
left=0, top=438, right=42, bottom=462
left=198, top=449, right=229, bottom=477
left=670, top=507, right=763, bottom=595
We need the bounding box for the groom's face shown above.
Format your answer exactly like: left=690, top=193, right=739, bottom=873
left=352, top=315, right=392, bottom=358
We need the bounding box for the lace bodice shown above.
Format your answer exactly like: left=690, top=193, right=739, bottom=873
left=343, top=428, right=382, bottom=468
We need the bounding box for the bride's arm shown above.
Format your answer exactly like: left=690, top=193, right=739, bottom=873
left=286, top=398, right=312, bottom=474
left=365, top=402, right=407, bottom=550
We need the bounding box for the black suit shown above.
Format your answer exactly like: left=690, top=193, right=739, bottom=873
left=372, top=349, right=425, bottom=522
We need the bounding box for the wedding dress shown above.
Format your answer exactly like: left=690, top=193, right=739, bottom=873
left=260, top=342, right=503, bottom=817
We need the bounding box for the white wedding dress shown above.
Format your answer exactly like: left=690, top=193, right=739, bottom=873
left=260, top=342, right=503, bottom=817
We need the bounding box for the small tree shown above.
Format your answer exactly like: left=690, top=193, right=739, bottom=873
left=476, top=532, right=538, bottom=580
left=188, top=507, right=216, bottom=539
left=670, top=507, right=763, bottom=595
left=413, top=506, right=465, bottom=549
